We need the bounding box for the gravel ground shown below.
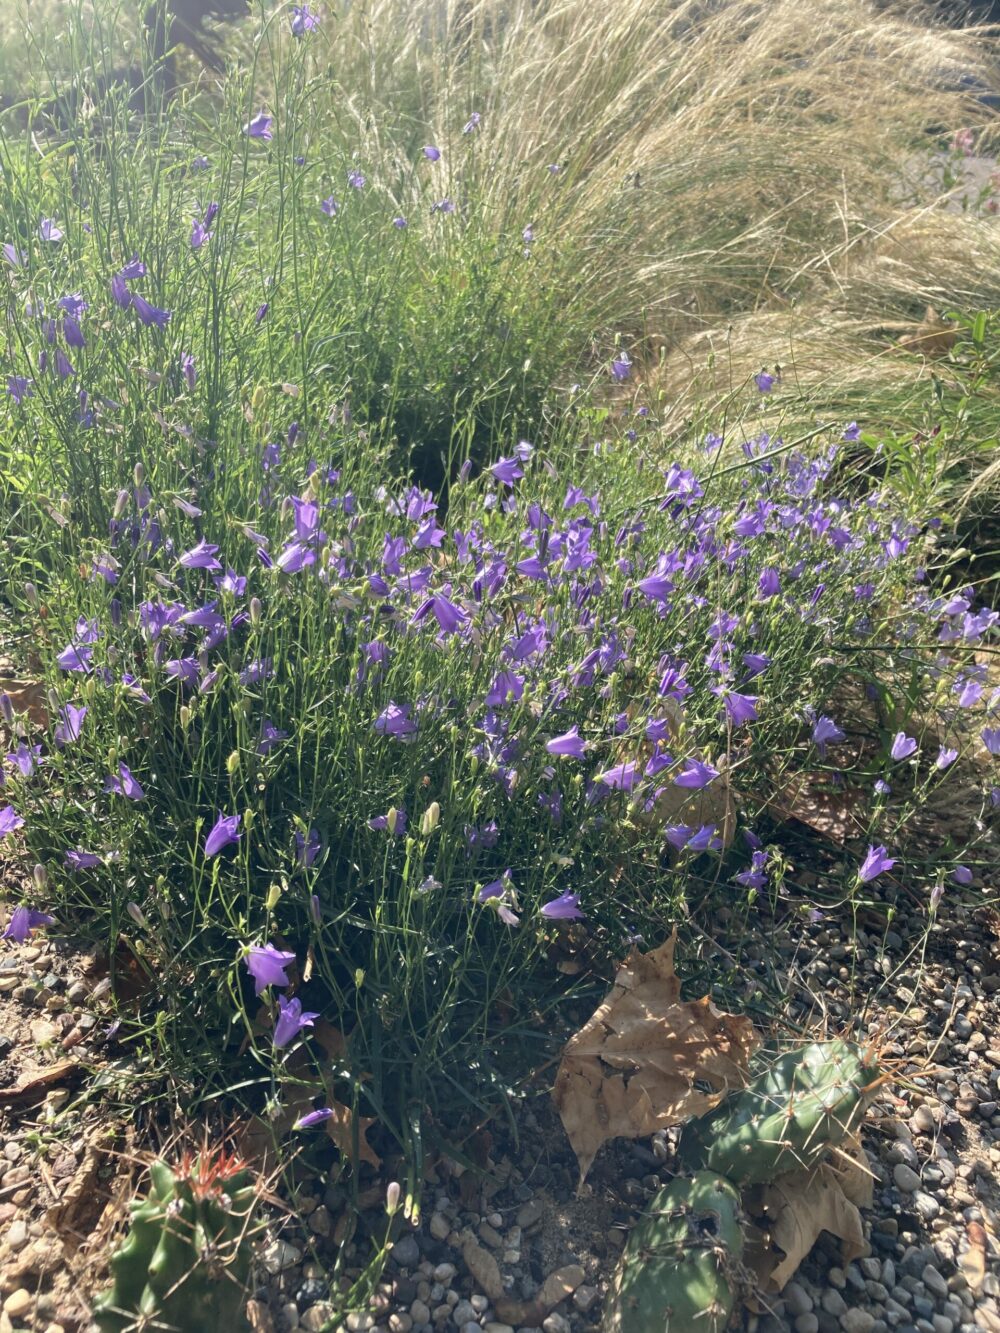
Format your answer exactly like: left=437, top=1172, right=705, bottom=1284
left=1, top=845, right=999, bottom=1333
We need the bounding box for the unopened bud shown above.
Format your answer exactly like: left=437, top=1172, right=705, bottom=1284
left=265, top=882, right=281, bottom=911
left=24, top=582, right=38, bottom=608
left=386, top=1181, right=401, bottom=1215
left=126, top=901, right=148, bottom=928
left=179, top=705, right=192, bottom=729
left=133, top=461, right=145, bottom=486
left=420, top=802, right=440, bottom=836
left=226, top=749, right=240, bottom=775
left=0, top=694, right=12, bottom=725
left=249, top=597, right=262, bottom=625
left=113, top=488, right=130, bottom=519
left=33, top=863, right=47, bottom=890
left=386, top=807, right=400, bottom=836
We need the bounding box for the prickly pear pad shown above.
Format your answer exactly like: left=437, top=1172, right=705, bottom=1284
left=677, top=1039, right=880, bottom=1186
left=604, top=1172, right=744, bottom=1333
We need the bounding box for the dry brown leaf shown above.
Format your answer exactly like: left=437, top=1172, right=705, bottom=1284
left=960, top=1220, right=988, bottom=1292
left=767, top=772, right=866, bottom=846
left=320, top=1093, right=381, bottom=1169
left=829, top=1135, right=875, bottom=1210
left=0, top=1058, right=81, bottom=1105
left=552, top=929, right=758, bottom=1183
left=756, top=1162, right=868, bottom=1290
left=637, top=758, right=736, bottom=848
left=0, top=678, right=49, bottom=730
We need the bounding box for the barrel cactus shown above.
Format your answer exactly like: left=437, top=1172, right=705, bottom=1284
left=93, top=1149, right=258, bottom=1332
left=603, top=1171, right=744, bottom=1333
left=677, top=1038, right=880, bottom=1186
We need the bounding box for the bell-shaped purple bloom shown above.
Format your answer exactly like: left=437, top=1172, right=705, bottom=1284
left=952, top=865, right=974, bottom=885
left=485, top=671, right=524, bottom=708
left=858, top=844, right=896, bottom=883
left=412, top=595, right=467, bottom=636
left=478, top=870, right=512, bottom=903
left=348, top=170, right=365, bottom=189
left=935, top=746, right=959, bottom=770
left=54, top=703, right=88, bottom=746
left=754, top=371, right=775, bottom=393
left=7, top=376, right=32, bottom=404
left=7, top=743, right=42, bottom=777
left=0, top=805, right=25, bottom=836
left=321, top=196, right=338, bottom=217
left=3, top=242, right=21, bottom=267
left=56, top=643, right=93, bottom=672
left=179, top=540, right=222, bottom=571
left=610, top=352, right=632, bottom=382
left=890, top=732, right=918, bottom=762
left=132, top=294, right=171, bottom=328
left=540, top=891, right=583, bottom=920
left=110, top=274, right=131, bottom=309
left=205, top=811, right=241, bottom=858
left=244, top=943, right=296, bottom=995
left=758, top=567, right=781, bottom=599
left=62, top=315, right=86, bottom=348
left=120, top=255, right=147, bottom=279
left=65, top=849, right=102, bottom=869
left=277, top=541, right=316, bottom=574
left=273, top=994, right=319, bottom=1049
left=811, top=715, right=845, bottom=755
left=983, top=727, right=1000, bottom=757
left=54, top=349, right=74, bottom=379
left=104, top=763, right=145, bottom=800
left=715, top=689, right=758, bottom=727
left=244, top=112, right=273, bottom=140
left=295, top=827, right=321, bottom=868
left=463, top=111, right=481, bottom=133
left=546, top=727, right=586, bottom=760
left=3, top=905, right=55, bottom=942
left=291, top=4, right=319, bottom=35
left=215, top=568, right=247, bottom=596
left=39, top=218, right=63, bottom=242
left=490, top=456, right=524, bottom=487
left=294, top=1107, right=333, bottom=1129
left=595, top=760, right=640, bottom=791
left=257, top=719, right=288, bottom=755
left=374, top=701, right=418, bottom=737
left=673, top=759, right=720, bottom=789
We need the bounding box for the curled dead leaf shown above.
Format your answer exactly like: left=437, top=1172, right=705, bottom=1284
left=0, top=678, right=49, bottom=730
left=552, top=929, right=758, bottom=1183
left=960, top=1220, right=988, bottom=1292
left=751, top=1161, right=868, bottom=1290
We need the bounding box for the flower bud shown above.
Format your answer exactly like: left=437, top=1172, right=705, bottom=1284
left=179, top=705, right=192, bottom=729
left=133, top=461, right=145, bottom=486
left=33, top=863, right=47, bottom=890
left=24, top=582, right=38, bottom=608
left=266, top=882, right=281, bottom=911
left=226, top=749, right=241, bottom=775
left=113, top=488, right=130, bottom=519
left=249, top=597, right=262, bottom=625
left=420, top=802, right=440, bottom=836
left=0, top=694, right=13, bottom=725
left=385, top=1181, right=401, bottom=1215
left=126, top=901, right=148, bottom=928
left=309, top=893, right=321, bottom=925
left=386, top=807, right=400, bottom=836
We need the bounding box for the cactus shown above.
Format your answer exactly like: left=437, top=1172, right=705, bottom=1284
left=677, top=1039, right=879, bottom=1186
left=603, top=1172, right=744, bottom=1333
left=93, top=1149, right=258, bottom=1332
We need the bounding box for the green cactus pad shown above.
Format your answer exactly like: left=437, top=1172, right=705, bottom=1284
left=93, top=1154, right=258, bottom=1333
left=603, top=1172, right=743, bottom=1333
left=677, top=1039, right=879, bottom=1186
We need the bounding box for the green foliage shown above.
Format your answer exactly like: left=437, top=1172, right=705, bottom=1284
left=604, top=1172, right=743, bottom=1333
left=677, top=1040, right=880, bottom=1186
left=93, top=1153, right=258, bottom=1333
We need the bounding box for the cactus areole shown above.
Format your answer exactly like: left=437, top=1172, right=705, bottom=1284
left=93, top=1151, right=257, bottom=1332
left=603, top=1172, right=744, bottom=1333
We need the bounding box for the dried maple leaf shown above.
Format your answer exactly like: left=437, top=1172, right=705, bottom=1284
left=754, top=1161, right=868, bottom=1290
left=552, top=929, right=758, bottom=1183
left=0, top=678, right=49, bottom=730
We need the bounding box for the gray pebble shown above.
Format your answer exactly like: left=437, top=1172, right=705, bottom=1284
left=914, top=1192, right=941, bottom=1222
left=841, top=1312, right=875, bottom=1333
left=785, top=1284, right=814, bottom=1316
left=894, top=1164, right=922, bottom=1193
left=393, top=1236, right=421, bottom=1269
left=796, top=1318, right=820, bottom=1333
left=823, top=1290, right=848, bottom=1317
left=923, top=1267, right=949, bottom=1301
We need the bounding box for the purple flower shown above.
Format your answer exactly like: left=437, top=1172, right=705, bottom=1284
left=255, top=302, right=269, bottom=324
left=257, top=719, right=288, bottom=755
left=294, top=1107, right=333, bottom=1129
left=811, top=715, right=845, bottom=755
left=244, top=112, right=273, bottom=140
left=423, top=145, right=441, bottom=160
left=890, top=732, right=918, bottom=762
left=758, top=567, right=780, bottom=599
left=540, top=891, right=583, bottom=920
left=54, top=703, right=87, bottom=745
left=295, top=827, right=321, bottom=868
left=3, top=242, right=21, bottom=267
left=0, top=806, right=25, bottom=836
left=715, top=689, right=758, bottom=728
left=39, top=218, right=63, bottom=242
left=546, top=727, right=586, bottom=760
left=65, top=849, right=102, bottom=869
left=104, top=763, right=145, bottom=800
left=673, top=759, right=719, bottom=789
left=348, top=170, right=365, bottom=190
left=6, top=743, right=41, bottom=778
left=244, top=943, right=296, bottom=995
left=216, top=568, right=247, bottom=596
left=374, top=701, right=418, bottom=737
left=478, top=870, right=512, bottom=903
left=3, top=906, right=55, bottom=942
left=131, top=294, right=171, bottom=328
left=7, top=376, right=32, bottom=405
left=935, top=746, right=959, bottom=770
left=179, top=540, right=222, bottom=571
left=110, top=274, right=131, bottom=309
left=290, top=4, right=319, bottom=36
left=181, top=352, right=197, bottom=391
left=858, top=844, right=896, bottom=883
left=982, top=727, right=1000, bottom=757
left=485, top=671, right=524, bottom=708
left=952, top=865, right=973, bottom=885
left=842, top=422, right=861, bottom=441
left=54, top=349, right=75, bottom=379
left=754, top=371, right=775, bottom=393
left=431, top=198, right=455, bottom=214
left=595, top=760, right=640, bottom=791
left=321, top=196, right=338, bottom=217
left=463, top=112, right=481, bottom=134
left=393, top=216, right=408, bottom=229
left=273, top=994, right=319, bottom=1049
left=205, top=811, right=241, bottom=857
left=490, top=456, right=524, bottom=486
left=120, top=255, right=147, bottom=279
left=610, top=352, right=632, bottom=383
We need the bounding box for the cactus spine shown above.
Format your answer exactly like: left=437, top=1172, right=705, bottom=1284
left=93, top=1150, right=258, bottom=1333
